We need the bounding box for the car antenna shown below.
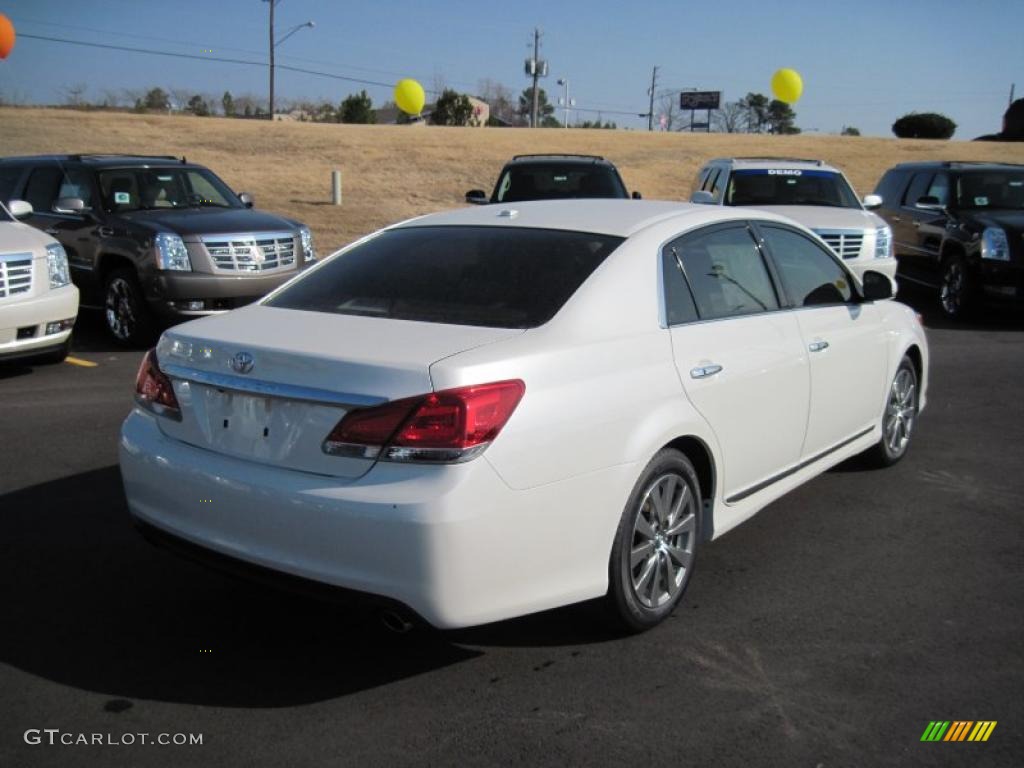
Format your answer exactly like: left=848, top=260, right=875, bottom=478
left=181, top=156, right=187, bottom=164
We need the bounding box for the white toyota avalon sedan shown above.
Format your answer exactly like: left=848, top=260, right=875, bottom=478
left=119, top=200, right=928, bottom=632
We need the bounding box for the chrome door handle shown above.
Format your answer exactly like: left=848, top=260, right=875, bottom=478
left=808, top=341, right=830, bottom=352
left=98, top=226, right=114, bottom=237
left=891, top=216, right=902, bottom=223
left=44, top=228, right=60, bottom=235
left=912, top=221, right=922, bottom=228
left=690, top=364, right=723, bottom=379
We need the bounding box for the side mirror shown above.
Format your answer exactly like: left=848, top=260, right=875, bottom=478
left=8, top=199, right=33, bottom=218
left=915, top=195, right=943, bottom=210
left=464, top=189, right=488, bottom=205
left=53, top=197, right=89, bottom=215
left=861, top=270, right=894, bottom=301
left=238, top=192, right=255, bottom=208
left=631, top=191, right=642, bottom=200
left=690, top=190, right=715, bottom=205
left=862, top=194, right=883, bottom=209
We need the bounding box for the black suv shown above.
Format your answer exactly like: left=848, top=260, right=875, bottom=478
left=873, top=161, right=1023, bottom=319
left=0, top=154, right=316, bottom=345
left=465, top=154, right=640, bottom=204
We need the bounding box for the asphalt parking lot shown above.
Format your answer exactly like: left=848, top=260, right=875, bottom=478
left=1, top=287, right=1022, bottom=768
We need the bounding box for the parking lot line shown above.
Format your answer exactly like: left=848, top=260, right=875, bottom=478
left=65, top=356, right=98, bottom=368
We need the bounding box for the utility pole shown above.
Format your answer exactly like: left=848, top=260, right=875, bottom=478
left=531, top=28, right=541, bottom=128
left=647, top=66, right=659, bottom=132
left=268, top=0, right=275, bottom=119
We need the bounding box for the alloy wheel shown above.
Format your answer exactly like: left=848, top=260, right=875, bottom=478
left=629, top=473, right=697, bottom=609
left=940, top=260, right=965, bottom=316
left=106, top=277, right=137, bottom=341
left=884, top=367, right=916, bottom=457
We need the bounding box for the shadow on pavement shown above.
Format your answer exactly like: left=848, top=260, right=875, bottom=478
left=0, top=465, right=482, bottom=708
left=896, top=282, right=1024, bottom=332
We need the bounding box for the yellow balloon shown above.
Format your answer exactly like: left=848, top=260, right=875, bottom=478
left=771, top=68, right=803, bottom=104
left=394, top=78, right=425, bottom=115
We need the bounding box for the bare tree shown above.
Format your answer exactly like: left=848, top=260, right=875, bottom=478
left=99, top=89, right=124, bottom=108
left=476, top=78, right=518, bottom=124
left=430, top=70, right=448, bottom=100
left=169, top=88, right=192, bottom=112
left=60, top=83, right=89, bottom=107
left=712, top=101, right=746, bottom=133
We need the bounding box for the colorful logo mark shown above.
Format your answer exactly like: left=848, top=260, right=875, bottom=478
left=921, top=721, right=997, bottom=742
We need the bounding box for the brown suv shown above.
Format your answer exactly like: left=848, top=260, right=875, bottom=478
left=0, top=154, right=316, bottom=345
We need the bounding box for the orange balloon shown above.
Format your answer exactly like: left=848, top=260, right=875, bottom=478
left=0, top=13, right=15, bottom=59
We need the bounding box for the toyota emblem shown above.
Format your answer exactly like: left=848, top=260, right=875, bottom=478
left=230, top=351, right=255, bottom=374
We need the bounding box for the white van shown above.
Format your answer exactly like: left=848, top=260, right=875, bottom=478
left=0, top=200, right=79, bottom=363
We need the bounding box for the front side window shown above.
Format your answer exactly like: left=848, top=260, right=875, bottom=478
left=903, top=172, right=933, bottom=207
left=725, top=169, right=860, bottom=208
left=56, top=168, right=97, bottom=209
left=493, top=164, right=626, bottom=202
left=267, top=226, right=624, bottom=329
left=98, top=167, right=241, bottom=212
left=23, top=167, right=62, bottom=214
left=673, top=225, right=779, bottom=320
left=761, top=226, right=853, bottom=307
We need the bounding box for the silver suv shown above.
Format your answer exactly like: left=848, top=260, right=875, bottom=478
left=691, top=157, right=897, bottom=284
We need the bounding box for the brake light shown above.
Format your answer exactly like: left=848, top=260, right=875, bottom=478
left=323, top=380, right=525, bottom=463
left=134, top=349, right=182, bottom=420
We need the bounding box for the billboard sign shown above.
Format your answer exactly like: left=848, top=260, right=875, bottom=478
left=680, top=91, right=721, bottom=110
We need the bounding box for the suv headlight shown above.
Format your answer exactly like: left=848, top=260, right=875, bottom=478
left=299, top=226, right=316, bottom=263
left=874, top=225, right=893, bottom=259
left=155, top=233, right=192, bottom=271
left=46, top=243, right=71, bottom=288
left=981, top=227, right=1009, bottom=261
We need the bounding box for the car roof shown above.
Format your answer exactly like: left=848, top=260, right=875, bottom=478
left=710, top=157, right=840, bottom=173
left=392, top=199, right=798, bottom=238
left=0, top=154, right=195, bottom=169
left=505, top=154, right=616, bottom=167
left=888, top=160, right=1024, bottom=172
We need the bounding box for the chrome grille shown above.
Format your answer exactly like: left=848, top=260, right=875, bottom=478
left=202, top=232, right=297, bottom=273
left=0, top=252, right=33, bottom=298
left=814, top=230, right=865, bottom=260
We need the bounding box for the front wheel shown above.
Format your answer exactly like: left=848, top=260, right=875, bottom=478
left=104, top=268, right=153, bottom=347
left=866, top=357, right=919, bottom=467
left=939, top=255, right=974, bottom=320
left=607, top=449, right=701, bottom=632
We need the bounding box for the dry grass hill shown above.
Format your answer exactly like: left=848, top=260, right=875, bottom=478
left=2, top=107, right=1023, bottom=252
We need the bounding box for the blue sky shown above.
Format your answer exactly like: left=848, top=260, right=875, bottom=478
left=1, top=0, right=1020, bottom=138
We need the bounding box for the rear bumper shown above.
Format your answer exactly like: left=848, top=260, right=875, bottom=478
left=145, top=270, right=301, bottom=320
left=119, top=409, right=630, bottom=628
left=0, top=284, right=78, bottom=360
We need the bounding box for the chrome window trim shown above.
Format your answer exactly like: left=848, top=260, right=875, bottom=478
left=160, top=364, right=387, bottom=408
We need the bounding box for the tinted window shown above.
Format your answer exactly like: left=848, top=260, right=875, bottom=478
left=57, top=167, right=97, bottom=209
left=662, top=245, right=698, bottom=325
left=0, top=167, right=23, bottom=203
left=674, top=225, right=779, bottom=320
left=725, top=169, right=860, bottom=208
left=703, top=168, right=719, bottom=192
left=97, top=167, right=240, bottom=212
left=267, top=226, right=624, bottom=329
left=955, top=170, right=1024, bottom=210
left=873, top=169, right=907, bottom=209
left=24, top=167, right=62, bottom=213
left=926, top=173, right=950, bottom=206
left=903, top=172, right=932, bottom=207
left=493, top=164, right=626, bottom=202
left=762, top=226, right=853, bottom=306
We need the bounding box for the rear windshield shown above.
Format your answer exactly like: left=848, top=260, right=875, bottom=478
left=493, top=164, right=627, bottom=202
left=725, top=169, right=861, bottom=209
left=266, top=226, right=624, bottom=328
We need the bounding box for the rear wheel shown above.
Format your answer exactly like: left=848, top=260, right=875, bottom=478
left=104, top=268, right=153, bottom=347
left=607, top=449, right=701, bottom=632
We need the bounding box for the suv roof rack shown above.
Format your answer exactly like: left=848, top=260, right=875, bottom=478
left=68, top=153, right=186, bottom=164
left=511, top=153, right=606, bottom=162
left=728, top=157, right=825, bottom=166
left=940, top=160, right=1024, bottom=168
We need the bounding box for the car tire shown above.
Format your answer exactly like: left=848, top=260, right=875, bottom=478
left=607, top=449, right=701, bottom=633
left=104, top=268, right=154, bottom=347
left=33, top=337, right=72, bottom=365
left=938, top=254, right=975, bottom=320
left=866, top=356, right=919, bottom=467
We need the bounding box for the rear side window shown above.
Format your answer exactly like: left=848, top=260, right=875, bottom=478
left=267, top=226, right=624, bottom=329
left=661, top=246, right=699, bottom=325
left=761, top=226, right=853, bottom=306
left=673, top=225, right=779, bottom=320
left=0, top=167, right=23, bottom=203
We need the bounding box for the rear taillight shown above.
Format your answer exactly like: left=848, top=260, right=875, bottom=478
left=134, top=349, right=182, bottom=420
left=323, top=380, right=525, bottom=463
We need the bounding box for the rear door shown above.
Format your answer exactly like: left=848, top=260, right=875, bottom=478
left=664, top=222, right=810, bottom=500
left=757, top=224, right=889, bottom=458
